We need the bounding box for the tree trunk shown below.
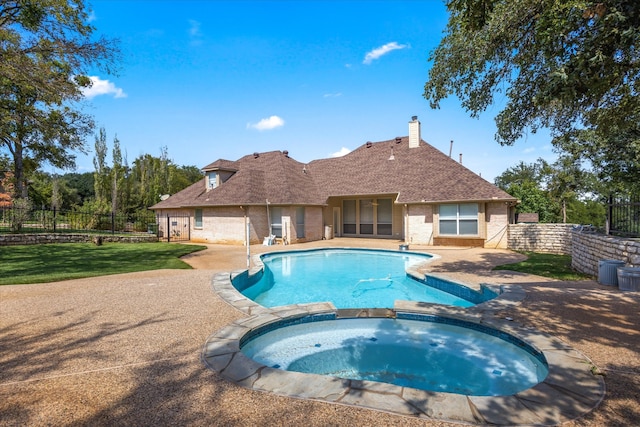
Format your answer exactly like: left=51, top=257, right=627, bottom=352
left=14, top=140, right=25, bottom=199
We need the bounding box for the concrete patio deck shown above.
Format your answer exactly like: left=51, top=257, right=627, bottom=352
left=1, top=238, right=639, bottom=426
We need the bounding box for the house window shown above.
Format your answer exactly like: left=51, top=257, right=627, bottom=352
left=195, top=209, right=203, bottom=228
left=343, top=200, right=356, bottom=234
left=295, top=207, right=305, bottom=238
left=439, top=203, right=478, bottom=235
left=207, top=172, right=218, bottom=189
left=359, top=199, right=374, bottom=234
left=377, top=198, right=393, bottom=235
left=270, top=207, right=283, bottom=238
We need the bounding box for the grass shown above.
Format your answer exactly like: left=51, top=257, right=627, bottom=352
left=0, top=242, right=207, bottom=285
left=493, top=251, right=592, bottom=281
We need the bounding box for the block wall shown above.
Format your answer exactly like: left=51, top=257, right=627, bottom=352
left=571, top=232, right=640, bottom=276
left=0, top=233, right=158, bottom=246
left=508, top=223, right=574, bottom=254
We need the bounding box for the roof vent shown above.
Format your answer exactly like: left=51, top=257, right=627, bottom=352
left=395, top=137, right=402, bottom=144
left=253, top=152, right=259, bottom=158
left=366, top=141, right=372, bottom=148
left=283, top=150, right=289, bottom=157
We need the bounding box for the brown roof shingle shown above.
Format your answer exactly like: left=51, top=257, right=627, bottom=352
left=152, top=138, right=515, bottom=209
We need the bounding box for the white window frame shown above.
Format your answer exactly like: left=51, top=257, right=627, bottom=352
left=195, top=209, right=203, bottom=229
left=295, top=207, right=305, bottom=238
left=207, top=172, right=218, bottom=190
left=439, top=203, right=479, bottom=236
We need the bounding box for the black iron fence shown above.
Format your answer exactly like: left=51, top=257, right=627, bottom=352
left=608, top=194, right=640, bottom=238
left=0, top=207, right=158, bottom=236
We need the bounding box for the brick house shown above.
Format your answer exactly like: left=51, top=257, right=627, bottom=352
left=152, top=117, right=517, bottom=248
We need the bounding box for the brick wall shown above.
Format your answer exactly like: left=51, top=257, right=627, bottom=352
left=507, top=223, right=640, bottom=276
left=485, top=202, right=509, bottom=249
left=508, top=223, right=574, bottom=254
left=406, top=204, right=433, bottom=244
left=0, top=233, right=158, bottom=246
left=572, top=232, right=640, bottom=276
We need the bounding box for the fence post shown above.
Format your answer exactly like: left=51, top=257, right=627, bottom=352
left=167, top=214, right=171, bottom=242
left=111, top=212, right=115, bottom=235
left=53, top=207, right=57, bottom=233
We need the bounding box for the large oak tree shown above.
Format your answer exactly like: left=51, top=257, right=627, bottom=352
left=0, top=0, right=119, bottom=198
left=424, top=0, right=639, bottom=187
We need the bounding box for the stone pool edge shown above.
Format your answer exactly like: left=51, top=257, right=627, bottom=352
left=205, top=273, right=605, bottom=426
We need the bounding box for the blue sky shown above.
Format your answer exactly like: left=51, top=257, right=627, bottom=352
left=76, top=0, right=556, bottom=183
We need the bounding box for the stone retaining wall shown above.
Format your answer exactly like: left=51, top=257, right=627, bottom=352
left=0, top=233, right=158, bottom=246
left=571, top=232, right=640, bottom=276
left=508, top=223, right=575, bottom=254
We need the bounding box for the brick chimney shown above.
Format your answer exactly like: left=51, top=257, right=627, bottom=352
left=409, top=116, right=420, bottom=148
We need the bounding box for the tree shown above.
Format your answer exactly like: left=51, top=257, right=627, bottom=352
left=495, top=159, right=560, bottom=222
left=424, top=0, right=640, bottom=185
left=92, top=128, right=109, bottom=205
left=496, top=157, right=607, bottom=225
left=0, top=0, right=119, bottom=199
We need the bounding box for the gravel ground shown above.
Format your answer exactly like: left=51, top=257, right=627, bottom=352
left=1, top=239, right=639, bottom=426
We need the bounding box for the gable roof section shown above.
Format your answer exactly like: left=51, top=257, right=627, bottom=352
left=152, top=151, right=323, bottom=209
left=152, top=138, right=515, bottom=210
left=309, top=137, right=515, bottom=203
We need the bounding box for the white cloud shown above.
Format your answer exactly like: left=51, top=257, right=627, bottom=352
left=323, top=92, right=342, bottom=98
left=81, top=76, right=127, bottom=99
left=331, top=147, right=351, bottom=157
left=523, top=147, right=536, bottom=154
left=188, top=19, right=201, bottom=37
left=363, top=42, right=408, bottom=64
left=247, top=115, right=285, bottom=131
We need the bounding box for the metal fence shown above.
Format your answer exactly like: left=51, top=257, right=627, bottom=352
left=608, top=194, right=640, bottom=238
left=0, top=207, right=158, bottom=236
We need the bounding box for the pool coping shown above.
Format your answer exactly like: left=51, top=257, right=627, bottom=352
left=204, top=249, right=605, bottom=426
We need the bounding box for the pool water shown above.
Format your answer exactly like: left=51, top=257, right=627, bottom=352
left=241, top=317, right=549, bottom=396
left=240, top=249, right=474, bottom=308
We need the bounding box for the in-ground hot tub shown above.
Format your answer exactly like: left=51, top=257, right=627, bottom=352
left=240, top=313, right=548, bottom=396
left=204, top=306, right=605, bottom=425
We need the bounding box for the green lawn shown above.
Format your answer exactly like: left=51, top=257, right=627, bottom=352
left=0, top=242, right=207, bottom=285
left=493, top=251, right=592, bottom=280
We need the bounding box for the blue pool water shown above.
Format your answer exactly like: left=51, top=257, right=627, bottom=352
left=241, top=316, right=549, bottom=396
left=239, top=249, right=476, bottom=308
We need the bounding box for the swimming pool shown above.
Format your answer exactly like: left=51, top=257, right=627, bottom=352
left=240, top=314, right=549, bottom=396
left=234, top=248, right=491, bottom=308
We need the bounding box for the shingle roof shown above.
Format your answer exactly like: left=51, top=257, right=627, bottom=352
left=309, top=137, right=515, bottom=203
left=152, top=150, right=322, bottom=209
left=152, top=138, right=515, bottom=209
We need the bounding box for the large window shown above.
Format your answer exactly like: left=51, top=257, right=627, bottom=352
left=342, top=197, right=394, bottom=236
left=377, top=198, right=393, bottom=235
left=343, top=200, right=356, bottom=234
left=195, top=209, right=203, bottom=228
left=359, top=199, right=374, bottom=234
left=295, top=207, right=305, bottom=238
left=270, top=207, right=283, bottom=238
left=439, top=203, right=478, bottom=235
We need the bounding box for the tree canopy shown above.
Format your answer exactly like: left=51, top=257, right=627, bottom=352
left=424, top=0, right=640, bottom=187
left=494, top=157, right=606, bottom=225
left=0, top=0, right=119, bottom=198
